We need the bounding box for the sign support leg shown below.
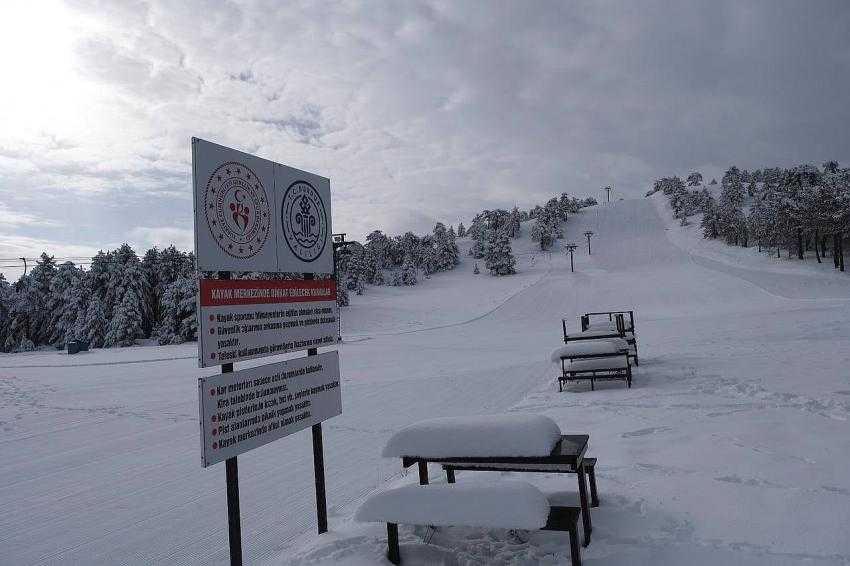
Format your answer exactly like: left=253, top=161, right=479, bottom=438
left=305, top=273, right=329, bottom=534
left=226, top=454, right=243, bottom=566
left=312, top=422, right=328, bottom=534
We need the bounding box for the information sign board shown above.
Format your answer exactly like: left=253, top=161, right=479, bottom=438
left=198, top=352, right=342, bottom=467
left=198, top=278, right=338, bottom=367
left=192, top=138, right=334, bottom=274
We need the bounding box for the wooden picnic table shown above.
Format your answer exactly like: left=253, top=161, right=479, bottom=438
left=400, top=434, right=594, bottom=546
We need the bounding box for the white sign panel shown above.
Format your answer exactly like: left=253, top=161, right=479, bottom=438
left=192, top=138, right=333, bottom=274
left=198, top=352, right=342, bottom=467
left=198, top=278, right=338, bottom=367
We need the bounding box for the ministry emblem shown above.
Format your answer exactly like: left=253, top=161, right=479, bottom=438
left=281, top=180, right=328, bottom=262
left=204, top=162, right=270, bottom=259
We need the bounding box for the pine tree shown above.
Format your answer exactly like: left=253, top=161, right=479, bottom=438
left=158, top=276, right=198, bottom=345
left=402, top=254, right=418, bottom=285
left=79, top=296, right=107, bottom=348
left=141, top=247, right=160, bottom=336
left=473, top=262, right=480, bottom=274
left=27, top=253, right=58, bottom=344
left=365, top=230, right=390, bottom=271
left=687, top=172, right=703, bottom=186
left=507, top=207, right=522, bottom=237
left=485, top=229, right=516, bottom=275
left=0, top=274, right=13, bottom=351
left=457, top=222, right=466, bottom=237
left=104, top=245, right=146, bottom=347
left=391, top=269, right=404, bottom=286
left=431, top=222, right=459, bottom=271
left=50, top=263, right=85, bottom=346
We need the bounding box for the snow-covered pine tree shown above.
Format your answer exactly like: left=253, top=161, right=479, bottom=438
left=470, top=225, right=490, bottom=258
left=157, top=276, right=198, bottom=345
left=79, top=296, right=107, bottom=348
left=0, top=274, right=10, bottom=350
left=365, top=230, right=390, bottom=271
left=687, top=172, right=703, bottom=187
left=485, top=229, right=516, bottom=275
left=457, top=222, right=466, bottom=237
left=507, top=207, right=522, bottom=237
left=531, top=205, right=560, bottom=250
left=49, top=262, right=84, bottom=346
left=27, top=253, right=58, bottom=344
left=401, top=254, right=418, bottom=285
left=391, top=269, right=403, bottom=286
left=104, top=245, right=146, bottom=347
left=431, top=222, right=459, bottom=271
left=141, top=247, right=160, bottom=337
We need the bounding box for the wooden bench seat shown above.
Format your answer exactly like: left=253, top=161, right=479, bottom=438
left=357, top=482, right=583, bottom=566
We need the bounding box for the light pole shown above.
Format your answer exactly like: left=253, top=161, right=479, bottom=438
left=601, top=186, right=612, bottom=204
left=566, top=243, right=577, bottom=272
left=584, top=231, right=594, bottom=255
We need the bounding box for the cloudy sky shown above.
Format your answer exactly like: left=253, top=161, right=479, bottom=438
left=1, top=0, right=849, bottom=278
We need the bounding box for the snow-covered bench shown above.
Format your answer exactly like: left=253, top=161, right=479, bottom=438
left=580, top=311, right=639, bottom=365
left=551, top=342, right=633, bottom=391
left=356, top=482, right=583, bottom=565
left=383, top=414, right=596, bottom=546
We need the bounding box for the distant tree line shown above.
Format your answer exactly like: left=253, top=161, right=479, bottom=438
left=0, top=193, right=598, bottom=352
left=650, top=162, right=850, bottom=269
left=0, top=245, right=197, bottom=352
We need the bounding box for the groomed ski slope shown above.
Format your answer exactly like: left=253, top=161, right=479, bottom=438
left=2, top=197, right=850, bottom=565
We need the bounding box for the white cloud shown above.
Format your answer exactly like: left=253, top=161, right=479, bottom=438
left=0, top=0, right=848, bottom=259
left=128, top=226, right=195, bottom=251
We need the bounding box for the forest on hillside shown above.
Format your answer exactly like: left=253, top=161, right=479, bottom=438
left=651, top=162, right=850, bottom=269
left=0, top=193, right=595, bottom=352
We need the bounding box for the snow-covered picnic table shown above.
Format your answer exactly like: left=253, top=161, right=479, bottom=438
left=551, top=340, right=633, bottom=391
left=579, top=310, right=639, bottom=365
left=356, top=481, right=584, bottom=565
left=383, top=414, right=595, bottom=546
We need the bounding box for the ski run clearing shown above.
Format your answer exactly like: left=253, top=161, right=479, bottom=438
left=2, top=196, right=850, bottom=566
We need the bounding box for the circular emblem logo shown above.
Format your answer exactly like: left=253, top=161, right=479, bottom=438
left=204, top=162, right=270, bottom=259
left=281, top=180, right=328, bottom=262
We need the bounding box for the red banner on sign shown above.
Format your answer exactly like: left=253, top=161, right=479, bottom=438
left=199, top=279, right=337, bottom=307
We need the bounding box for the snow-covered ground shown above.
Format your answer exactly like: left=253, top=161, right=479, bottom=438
left=2, top=198, right=850, bottom=565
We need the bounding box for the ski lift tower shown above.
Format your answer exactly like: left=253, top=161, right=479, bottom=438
left=584, top=231, right=594, bottom=255
left=566, top=243, right=578, bottom=272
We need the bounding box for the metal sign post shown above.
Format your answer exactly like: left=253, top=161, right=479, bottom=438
left=219, top=273, right=243, bottom=566
left=305, top=272, right=328, bottom=534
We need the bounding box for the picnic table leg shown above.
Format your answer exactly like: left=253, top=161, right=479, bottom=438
left=387, top=523, right=401, bottom=565
left=418, top=461, right=429, bottom=485
left=576, top=464, right=592, bottom=546
left=586, top=464, right=599, bottom=507
left=445, top=468, right=456, bottom=484
left=569, top=523, right=583, bottom=566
